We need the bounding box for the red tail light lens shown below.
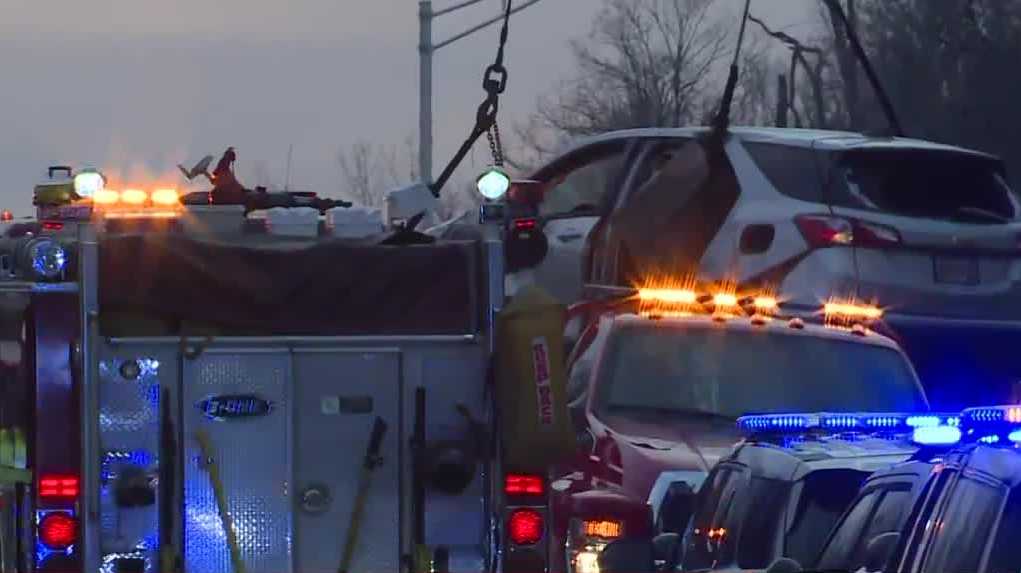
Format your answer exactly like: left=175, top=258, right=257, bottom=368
left=39, top=513, right=77, bottom=549
left=508, top=509, right=544, bottom=545
left=795, top=215, right=854, bottom=247
left=41, top=221, right=65, bottom=231
left=854, top=220, right=902, bottom=247
left=39, top=475, right=79, bottom=498
left=505, top=473, right=545, bottom=496
left=513, top=218, right=537, bottom=231
left=795, top=215, right=901, bottom=248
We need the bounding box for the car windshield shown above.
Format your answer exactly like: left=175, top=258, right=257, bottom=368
left=594, top=324, right=926, bottom=419
left=830, top=150, right=1019, bottom=224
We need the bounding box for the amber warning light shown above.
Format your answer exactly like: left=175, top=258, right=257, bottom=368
left=582, top=519, right=623, bottom=539
left=823, top=301, right=883, bottom=320
left=92, top=187, right=181, bottom=218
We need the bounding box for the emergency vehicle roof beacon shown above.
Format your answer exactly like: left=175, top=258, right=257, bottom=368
left=2, top=156, right=579, bottom=573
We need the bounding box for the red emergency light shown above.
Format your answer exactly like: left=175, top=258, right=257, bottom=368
left=39, top=475, right=79, bottom=499
left=38, top=512, right=77, bottom=549
left=508, top=509, right=544, bottom=545
left=505, top=473, right=544, bottom=496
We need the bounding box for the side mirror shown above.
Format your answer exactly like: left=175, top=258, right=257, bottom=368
left=598, top=538, right=656, bottom=573
left=652, top=533, right=683, bottom=569
left=863, top=532, right=900, bottom=572
left=765, top=557, right=803, bottom=573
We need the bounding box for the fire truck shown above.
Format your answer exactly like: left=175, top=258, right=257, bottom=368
left=0, top=160, right=575, bottom=573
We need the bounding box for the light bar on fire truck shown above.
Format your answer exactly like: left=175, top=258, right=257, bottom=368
left=737, top=412, right=963, bottom=446
left=93, top=186, right=181, bottom=217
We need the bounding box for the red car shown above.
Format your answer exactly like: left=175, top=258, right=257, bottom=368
left=548, top=287, right=929, bottom=573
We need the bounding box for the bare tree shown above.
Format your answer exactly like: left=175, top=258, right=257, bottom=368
left=337, top=141, right=385, bottom=208
left=250, top=159, right=279, bottom=190
left=855, top=0, right=1021, bottom=173
left=337, top=135, right=425, bottom=208
left=517, top=0, right=790, bottom=162
left=529, top=0, right=728, bottom=140
left=337, top=135, right=479, bottom=219
left=747, top=14, right=828, bottom=129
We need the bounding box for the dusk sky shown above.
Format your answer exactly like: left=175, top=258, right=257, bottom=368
left=0, top=0, right=819, bottom=215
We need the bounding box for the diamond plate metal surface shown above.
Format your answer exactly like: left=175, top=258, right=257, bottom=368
left=292, top=350, right=401, bottom=573
left=97, top=350, right=167, bottom=572
left=184, top=351, right=292, bottom=573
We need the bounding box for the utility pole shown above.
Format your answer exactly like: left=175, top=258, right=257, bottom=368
left=418, top=0, right=545, bottom=186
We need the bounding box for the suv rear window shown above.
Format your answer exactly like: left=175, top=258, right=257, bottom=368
left=829, top=149, right=1019, bottom=224
left=743, top=142, right=824, bottom=202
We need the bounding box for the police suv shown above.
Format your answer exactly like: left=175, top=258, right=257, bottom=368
left=816, top=405, right=1021, bottom=573
left=594, top=412, right=961, bottom=573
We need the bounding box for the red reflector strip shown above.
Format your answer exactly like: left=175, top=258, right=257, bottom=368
left=513, top=218, right=537, bottom=230
left=505, top=473, right=544, bottom=496
left=39, top=476, right=79, bottom=498
left=41, top=221, right=65, bottom=231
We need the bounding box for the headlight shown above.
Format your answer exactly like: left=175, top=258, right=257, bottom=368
left=573, top=547, right=604, bottom=573
left=567, top=519, right=624, bottom=573
left=27, top=239, right=67, bottom=280
left=73, top=169, right=105, bottom=199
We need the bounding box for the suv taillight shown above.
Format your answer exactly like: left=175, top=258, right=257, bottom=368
left=795, top=214, right=901, bottom=248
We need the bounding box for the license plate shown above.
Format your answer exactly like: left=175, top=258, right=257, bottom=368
left=933, top=256, right=979, bottom=285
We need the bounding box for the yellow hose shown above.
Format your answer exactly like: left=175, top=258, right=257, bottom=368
left=195, top=429, right=246, bottom=573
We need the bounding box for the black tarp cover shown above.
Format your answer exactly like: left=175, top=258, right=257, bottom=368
left=98, top=234, right=479, bottom=336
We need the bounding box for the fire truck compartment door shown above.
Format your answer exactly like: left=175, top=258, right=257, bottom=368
left=292, top=349, right=402, bottom=573
left=183, top=349, right=293, bottom=573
